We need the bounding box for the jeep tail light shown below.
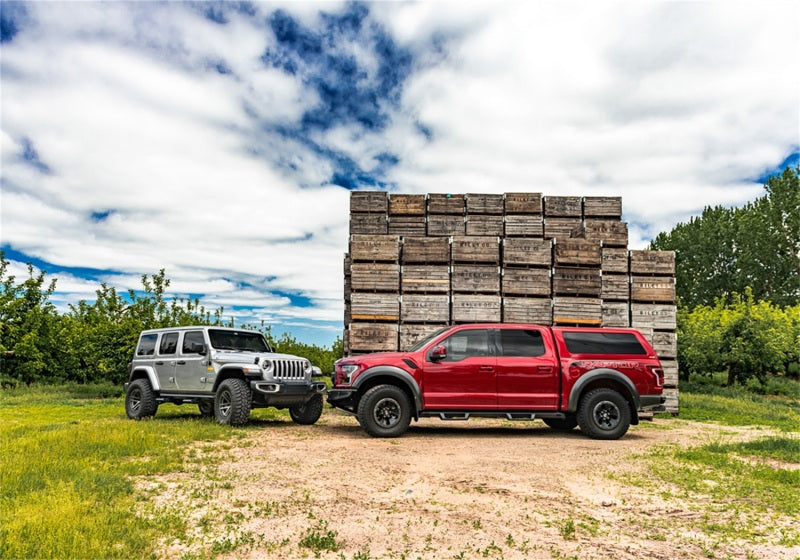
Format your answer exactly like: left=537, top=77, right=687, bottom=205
left=647, top=365, right=664, bottom=387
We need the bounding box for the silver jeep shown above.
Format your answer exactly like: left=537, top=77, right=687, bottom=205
left=124, top=326, right=326, bottom=426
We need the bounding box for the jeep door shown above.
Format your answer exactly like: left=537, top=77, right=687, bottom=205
left=175, top=330, right=208, bottom=392
left=154, top=332, right=179, bottom=390
left=421, top=328, right=496, bottom=409
left=495, top=327, right=559, bottom=409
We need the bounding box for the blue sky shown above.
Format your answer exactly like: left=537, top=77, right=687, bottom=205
left=1, top=1, right=798, bottom=346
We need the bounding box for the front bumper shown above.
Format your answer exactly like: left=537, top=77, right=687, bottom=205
left=327, top=387, right=358, bottom=413
left=639, top=394, right=666, bottom=412
left=250, top=381, right=326, bottom=408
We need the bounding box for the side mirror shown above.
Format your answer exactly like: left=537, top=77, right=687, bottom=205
left=430, top=345, right=447, bottom=362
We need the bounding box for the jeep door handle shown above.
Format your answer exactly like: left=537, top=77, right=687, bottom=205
left=177, top=361, right=186, bottom=365
left=479, top=366, right=494, bottom=372
left=155, top=361, right=164, bottom=365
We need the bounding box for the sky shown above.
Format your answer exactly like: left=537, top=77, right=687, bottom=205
left=1, top=1, right=798, bottom=346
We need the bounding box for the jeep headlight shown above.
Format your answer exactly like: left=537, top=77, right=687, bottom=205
left=303, top=360, right=312, bottom=374
left=261, top=359, right=274, bottom=374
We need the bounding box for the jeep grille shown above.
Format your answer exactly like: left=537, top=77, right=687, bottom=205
left=273, top=360, right=307, bottom=380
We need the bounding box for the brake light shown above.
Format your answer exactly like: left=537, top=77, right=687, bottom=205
left=647, top=365, right=664, bottom=387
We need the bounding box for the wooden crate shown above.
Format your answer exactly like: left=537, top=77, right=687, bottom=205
left=631, top=276, right=676, bottom=303
left=602, top=302, right=629, bottom=327
left=602, top=247, right=629, bottom=274
left=466, top=215, right=504, bottom=236
left=350, top=213, right=388, bottom=235
left=428, top=193, right=465, bottom=214
left=350, top=293, right=400, bottom=321
left=399, top=323, right=447, bottom=351
left=580, top=220, right=629, bottom=247
left=504, top=215, right=544, bottom=237
left=552, top=267, right=601, bottom=297
left=502, top=238, right=552, bottom=267
left=402, top=237, right=450, bottom=264
left=544, top=196, right=582, bottom=217
left=652, top=331, right=678, bottom=358
left=388, top=216, right=426, bottom=236
left=502, top=267, right=551, bottom=296
left=350, top=263, right=400, bottom=292
left=601, top=274, right=630, bottom=301
left=451, top=236, right=500, bottom=263
left=350, top=235, right=400, bottom=262
left=452, top=265, right=500, bottom=294
left=553, top=297, right=602, bottom=325
left=400, top=294, right=450, bottom=323
left=504, top=192, right=542, bottom=214
left=401, top=265, right=450, bottom=293
left=663, top=387, right=679, bottom=414
left=351, top=191, right=388, bottom=213
left=452, top=295, right=501, bottom=322
left=427, top=214, right=465, bottom=236
left=502, top=297, right=552, bottom=324
left=349, top=323, right=398, bottom=352
left=629, top=250, right=676, bottom=275
left=661, top=359, right=679, bottom=387
left=583, top=196, right=622, bottom=218
left=553, top=239, right=602, bottom=267
left=544, top=217, right=582, bottom=239
left=466, top=193, right=504, bottom=215
left=631, top=304, right=678, bottom=330
left=389, top=194, right=426, bottom=215
left=343, top=328, right=350, bottom=355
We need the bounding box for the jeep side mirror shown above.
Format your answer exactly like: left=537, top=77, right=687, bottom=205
left=430, top=345, right=447, bottom=362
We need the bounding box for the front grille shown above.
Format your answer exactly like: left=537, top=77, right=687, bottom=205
left=273, top=360, right=306, bottom=380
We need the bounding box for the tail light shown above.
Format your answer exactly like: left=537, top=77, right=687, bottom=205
left=647, top=365, right=664, bottom=387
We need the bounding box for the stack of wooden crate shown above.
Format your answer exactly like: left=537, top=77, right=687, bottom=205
left=344, top=191, right=679, bottom=413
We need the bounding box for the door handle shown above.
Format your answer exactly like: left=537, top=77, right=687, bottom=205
left=155, top=361, right=164, bottom=365
left=479, top=365, right=494, bottom=372
left=537, top=366, right=554, bottom=374
left=177, top=361, right=186, bottom=365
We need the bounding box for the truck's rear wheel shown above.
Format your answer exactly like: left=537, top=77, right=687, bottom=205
left=577, top=388, right=630, bottom=440
left=289, top=394, right=324, bottom=425
left=125, top=379, right=157, bottom=420
left=543, top=416, right=578, bottom=431
left=357, top=384, right=411, bottom=438
left=214, top=378, right=252, bottom=426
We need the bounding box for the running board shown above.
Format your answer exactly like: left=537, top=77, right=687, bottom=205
left=505, top=413, right=536, bottom=421
left=439, top=412, right=470, bottom=421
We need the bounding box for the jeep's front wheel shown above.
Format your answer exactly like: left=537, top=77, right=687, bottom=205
left=125, top=379, right=157, bottom=420
left=357, top=384, right=411, bottom=438
left=289, top=394, right=324, bottom=425
left=214, top=378, right=252, bottom=426
left=577, top=388, right=630, bottom=440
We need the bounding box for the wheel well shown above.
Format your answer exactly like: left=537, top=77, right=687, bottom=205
left=577, top=379, right=639, bottom=425
left=130, top=369, right=151, bottom=384
left=357, top=375, right=418, bottom=419
left=212, top=369, right=247, bottom=392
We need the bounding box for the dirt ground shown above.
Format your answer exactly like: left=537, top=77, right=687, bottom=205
left=145, top=410, right=799, bottom=560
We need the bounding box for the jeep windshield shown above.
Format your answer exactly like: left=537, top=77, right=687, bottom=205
left=208, top=329, right=272, bottom=352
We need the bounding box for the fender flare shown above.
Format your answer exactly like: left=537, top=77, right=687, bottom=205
left=129, top=366, right=160, bottom=392
left=567, top=368, right=639, bottom=412
left=353, top=366, right=423, bottom=413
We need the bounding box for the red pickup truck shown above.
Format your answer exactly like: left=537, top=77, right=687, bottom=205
left=329, top=324, right=666, bottom=439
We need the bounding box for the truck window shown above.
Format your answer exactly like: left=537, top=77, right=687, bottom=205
left=182, top=330, right=205, bottom=354
left=439, top=330, right=490, bottom=362
left=562, top=332, right=646, bottom=355
left=499, top=329, right=545, bottom=357
left=159, top=332, right=179, bottom=355
left=137, top=334, right=157, bottom=356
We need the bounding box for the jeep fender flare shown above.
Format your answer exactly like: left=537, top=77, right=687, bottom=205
left=353, top=366, right=423, bottom=415
left=567, top=368, right=639, bottom=413
left=129, top=366, right=160, bottom=392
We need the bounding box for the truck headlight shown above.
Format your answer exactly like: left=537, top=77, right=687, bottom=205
left=340, top=364, right=359, bottom=384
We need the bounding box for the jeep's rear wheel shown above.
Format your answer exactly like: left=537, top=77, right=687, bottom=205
left=289, top=394, right=324, bottom=425
left=543, top=416, right=578, bottom=431
left=125, top=379, right=157, bottom=420
left=577, top=388, right=630, bottom=440
left=198, top=400, right=214, bottom=417
left=214, top=378, right=251, bottom=426
left=357, top=384, right=411, bottom=438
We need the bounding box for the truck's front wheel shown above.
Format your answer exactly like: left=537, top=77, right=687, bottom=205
left=214, top=378, right=252, bottom=426
left=357, top=384, right=411, bottom=438
left=289, top=394, right=324, bottom=425
left=577, top=388, right=630, bottom=440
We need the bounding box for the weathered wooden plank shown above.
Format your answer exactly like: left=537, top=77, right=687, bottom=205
left=602, top=247, right=629, bottom=274
left=502, top=297, right=552, bottom=324
left=388, top=194, right=426, bottom=215
left=388, top=215, right=426, bottom=236
left=401, top=237, right=450, bottom=264
left=553, top=297, right=602, bottom=324
left=466, top=215, right=504, bottom=236
left=399, top=323, right=448, bottom=351
left=428, top=193, right=465, bottom=214
left=544, top=196, right=582, bottom=217
left=662, top=387, right=679, bottom=414
left=652, top=331, right=678, bottom=358
left=602, top=302, right=629, bottom=327
left=349, top=323, right=398, bottom=352
left=631, top=303, right=678, bottom=330
left=544, top=217, right=582, bottom=239
left=502, top=238, right=552, bottom=267
left=350, top=293, right=400, bottom=321
left=504, top=192, right=542, bottom=214
left=451, top=236, right=500, bottom=263
left=601, top=274, right=630, bottom=301
left=629, top=250, right=676, bottom=275
left=504, top=215, right=544, bottom=237
left=502, top=267, right=551, bottom=296
left=350, top=213, right=388, bottom=235
left=350, top=191, right=388, bottom=213
left=350, top=263, right=400, bottom=292
left=401, top=265, right=450, bottom=293
left=631, top=276, right=676, bottom=303
left=466, top=193, right=504, bottom=215
left=580, top=220, right=629, bottom=247
left=427, top=214, right=466, bottom=236
left=350, top=235, right=400, bottom=262
left=452, top=265, right=500, bottom=294
left=400, top=294, right=450, bottom=323
left=553, top=239, right=602, bottom=267
left=552, top=267, right=601, bottom=297
left=661, top=359, right=679, bottom=387
left=583, top=196, right=622, bottom=218
left=452, top=295, right=501, bottom=322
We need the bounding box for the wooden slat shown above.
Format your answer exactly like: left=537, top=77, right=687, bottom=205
left=553, top=239, right=602, bottom=267
left=350, top=235, right=400, bottom=262
left=631, top=276, right=676, bottom=303
left=401, top=237, right=450, bottom=264
left=428, top=193, right=465, bottom=214
left=544, top=217, right=582, bottom=239
left=504, top=215, right=544, bottom=237
left=466, top=194, right=504, bottom=215
left=350, top=263, right=400, bottom=292
left=553, top=297, right=602, bottom=323
left=629, top=250, right=676, bottom=275
left=401, top=265, right=450, bottom=293
left=502, top=297, right=552, bottom=324
left=663, top=387, right=679, bottom=414
left=601, top=274, right=630, bottom=301
left=504, top=192, right=542, bottom=214
left=388, top=216, right=426, bottom=236
left=583, top=196, right=622, bottom=218
left=661, top=359, right=679, bottom=387
left=399, top=323, right=448, bottom=351
left=452, top=265, right=500, bottom=294
left=544, top=196, right=582, bottom=217
left=602, top=302, right=629, bottom=327
left=350, top=213, right=388, bottom=235
left=452, top=295, right=501, bottom=322
left=389, top=194, right=426, bottom=215
left=502, top=267, right=551, bottom=296
left=350, top=191, right=388, bottom=213
left=502, top=238, right=552, bottom=267
left=631, top=304, right=678, bottom=330
left=451, top=236, right=500, bottom=263
left=652, top=331, right=678, bottom=358
left=350, top=293, right=399, bottom=320
left=552, top=267, right=601, bottom=297
left=466, top=215, right=504, bottom=236
left=349, top=323, right=398, bottom=352
left=401, top=294, right=450, bottom=323
left=427, top=215, right=466, bottom=236
left=602, top=247, right=629, bottom=274
left=580, top=220, right=629, bottom=247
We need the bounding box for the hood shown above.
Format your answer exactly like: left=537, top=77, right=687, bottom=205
left=339, top=351, right=409, bottom=364
left=213, top=350, right=309, bottom=364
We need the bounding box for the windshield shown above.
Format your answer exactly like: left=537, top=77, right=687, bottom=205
left=407, top=327, right=450, bottom=352
left=208, top=329, right=272, bottom=352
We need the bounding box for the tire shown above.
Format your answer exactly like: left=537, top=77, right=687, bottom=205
left=357, top=384, right=412, bottom=438
left=214, top=378, right=252, bottom=426
left=577, top=388, right=631, bottom=440
left=289, top=394, right=324, bottom=425
left=543, top=416, right=578, bottom=431
left=125, top=379, right=157, bottom=420
left=198, top=400, right=214, bottom=417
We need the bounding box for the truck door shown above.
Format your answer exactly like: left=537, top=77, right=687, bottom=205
left=154, top=332, right=179, bottom=390
left=421, top=328, right=496, bottom=409
left=175, top=330, right=208, bottom=392
left=495, top=327, right=559, bottom=409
